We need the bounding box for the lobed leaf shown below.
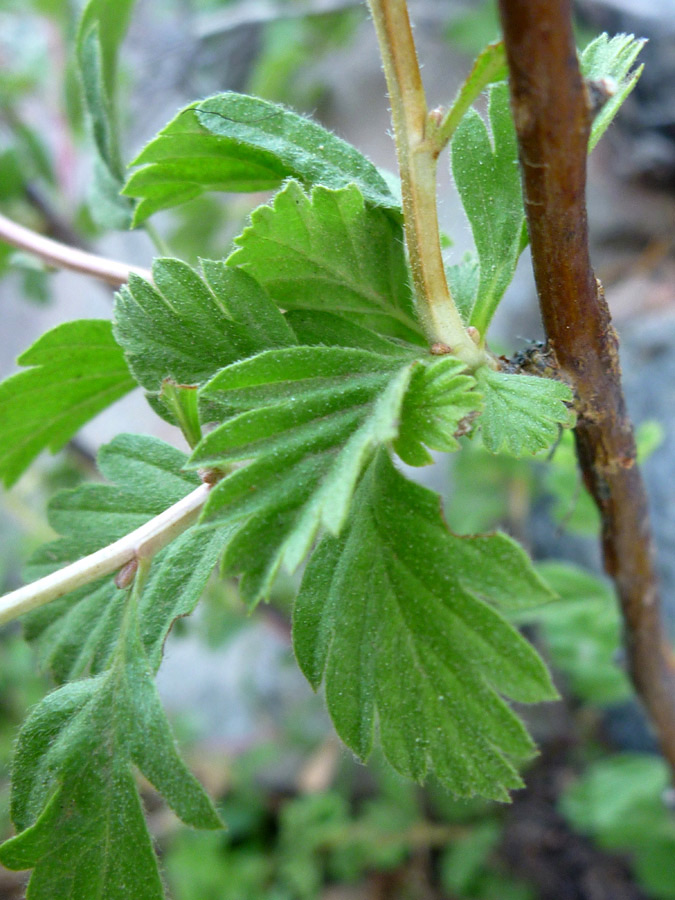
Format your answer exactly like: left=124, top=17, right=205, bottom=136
left=192, top=346, right=419, bottom=602
left=0, top=600, right=221, bottom=899
left=0, top=320, right=135, bottom=487
left=476, top=366, right=574, bottom=456
left=394, top=356, right=481, bottom=466
left=293, top=451, right=557, bottom=800
left=113, top=257, right=295, bottom=396
left=228, top=181, right=424, bottom=345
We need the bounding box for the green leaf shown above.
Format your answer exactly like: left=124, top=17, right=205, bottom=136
left=293, top=451, right=557, bottom=800
left=228, top=181, right=424, bottom=345
left=0, top=320, right=135, bottom=487
left=476, top=367, right=574, bottom=456
left=76, top=0, right=136, bottom=227
left=196, top=93, right=398, bottom=211
left=520, top=562, right=632, bottom=704
left=123, top=106, right=290, bottom=225
left=192, top=346, right=418, bottom=602
left=113, top=258, right=295, bottom=395
left=582, top=33, right=646, bottom=152
left=451, top=82, right=526, bottom=336
left=394, top=356, right=481, bottom=466
left=0, top=599, right=221, bottom=899
left=22, top=434, right=226, bottom=683
left=438, top=40, right=507, bottom=146
left=124, top=92, right=398, bottom=225
left=448, top=35, right=644, bottom=337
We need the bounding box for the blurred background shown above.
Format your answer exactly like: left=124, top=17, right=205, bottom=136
left=1, top=0, right=675, bottom=897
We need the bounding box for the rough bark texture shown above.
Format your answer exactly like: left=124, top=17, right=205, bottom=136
left=497, top=0, right=675, bottom=773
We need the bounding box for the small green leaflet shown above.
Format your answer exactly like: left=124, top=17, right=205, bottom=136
left=192, top=346, right=420, bottom=602
left=293, top=451, right=557, bottom=800
left=113, top=257, right=295, bottom=395
left=582, top=33, right=646, bottom=152
left=228, top=181, right=424, bottom=345
left=451, top=81, right=526, bottom=336
left=0, top=598, right=221, bottom=900
left=76, top=0, right=136, bottom=227
left=0, top=319, right=135, bottom=487
left=124, top=92, right=398, bottom=224
left=22, top=434, right=226, bottom=683
left=476, top=366, right=573, bottom=456
left=450, top=34, right=643, bottom=335
left=394, top=356, right=481, bottom=466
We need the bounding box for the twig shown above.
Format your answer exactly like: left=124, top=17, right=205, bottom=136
left=0, top=483, right=210, bottom=627
left=0, top=212, right=151, bottom=286
left=498, top=0, right=675, bottom=774
left=367, top=0, right=485, bottom=366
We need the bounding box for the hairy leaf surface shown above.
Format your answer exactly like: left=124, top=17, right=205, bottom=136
left=582, top=33, right=646, bottom=152
left=394, top=356, right=481, bottom=466
left=124, top=106, right=290, bottom=224
left=450, top=34, right=643, bottom=334
left=293, top=451, right=557, bottom=800
left=0, top=600, right=221, bottom=899
left=0, top=320, right=135, bottom=487
left=192, top=346, right=420, bottom=601
left=125, top=92, right=398, bottom=224
left=23, top=434, right=225, bottom=683
left=228, top=181, right=424, bottom=344
left=451, top=82, right=525, bottom=336
left=476, top=367, right=574, bottom=456
left=114, top=257, right=295, bottom=395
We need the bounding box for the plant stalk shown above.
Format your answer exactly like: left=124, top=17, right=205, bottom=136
left=0, top=483, right=210, bottom=627
left=498, top=0, right=675, bottom=775
left=0, top=212, right=150, bottom=286
left=367, top=0, right=485, bottom=367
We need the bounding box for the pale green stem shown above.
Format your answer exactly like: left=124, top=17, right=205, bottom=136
left=0, top=211, right=150, bottom=286
left=367, top=0, right=486, bottom=367
left=0, top=483, right=210, bottom=627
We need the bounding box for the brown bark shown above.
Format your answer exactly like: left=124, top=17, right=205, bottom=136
left=497, top=0, right=675, bottom=773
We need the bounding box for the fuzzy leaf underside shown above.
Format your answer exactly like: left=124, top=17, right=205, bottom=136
left=113, top=257, right=295, bottom=396
left=293, top=451, right=557, bottom=800
left=0, top=319, right=136, bottom=487
left=476, top=366, right=574, bottom=456
left=124, top=93, right=398, bottom=224
left=22, top=434, right=226, bottom=684
left=0, top=602, right=221, bottom=899
left=228, top=181, right=423, bottom=345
